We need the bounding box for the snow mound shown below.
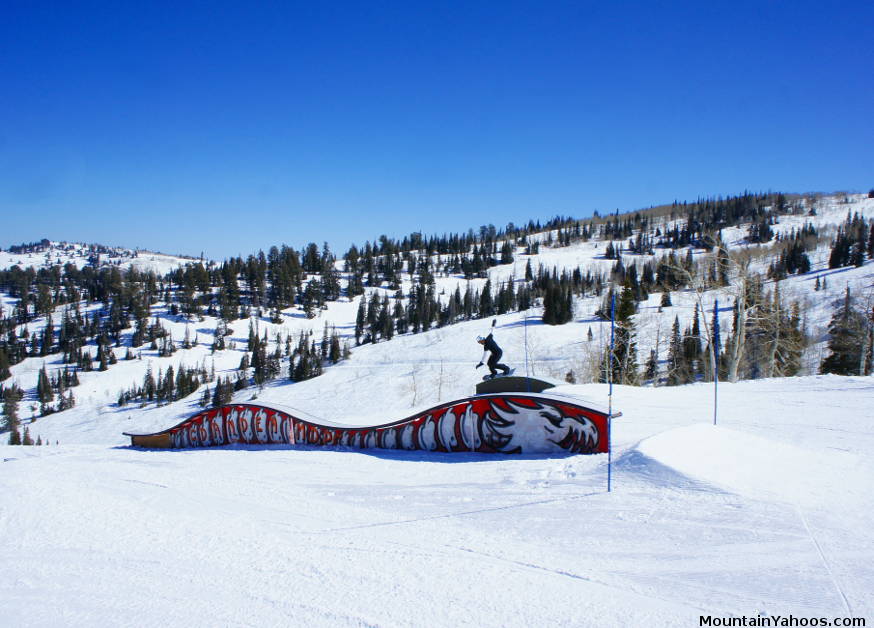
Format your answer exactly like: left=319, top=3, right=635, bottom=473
left=635, top=423, right=873, bottom=511
left=613, top=448, right=720, bottom=492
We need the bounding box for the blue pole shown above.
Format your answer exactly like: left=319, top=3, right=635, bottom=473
left=524, top=309, right=531, bottom=393
left=608, top=291, right=615, bottom=493
left=713, top=299, right=720, bottom=426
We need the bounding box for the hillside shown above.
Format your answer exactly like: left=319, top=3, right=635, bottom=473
left=0, top=239, right=197, bottom=276
left=2, top=192, right=873, bottom=626
left=1, top=192, right=873, bottom=446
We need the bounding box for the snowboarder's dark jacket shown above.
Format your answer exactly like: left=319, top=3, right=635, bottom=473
left=480, top=332, right=501, bottom=357
left=478, top=331, right=511, bottom=376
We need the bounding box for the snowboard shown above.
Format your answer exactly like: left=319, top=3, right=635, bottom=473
left=482, top=368, right=516, bottom=381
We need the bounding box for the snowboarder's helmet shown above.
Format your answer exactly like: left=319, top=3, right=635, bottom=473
left=476, top=336, right=485, bottom=343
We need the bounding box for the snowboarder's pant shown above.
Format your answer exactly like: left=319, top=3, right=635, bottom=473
left=487, top=350, right=510, bottom=376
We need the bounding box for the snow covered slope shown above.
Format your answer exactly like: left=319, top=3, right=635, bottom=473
left=2, top=375, right=872, bottom=627
left=0, top=240, right=197, bottom=275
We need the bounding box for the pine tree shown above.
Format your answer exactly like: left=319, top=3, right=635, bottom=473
left=3, top=388, right=21, bottom=433
left=212, top=320, right=227, bottom=351
left=644, top=349, right=658, bottom=383
left=821, top=287, right=870, bottom=375
left=0, top=347, right=10, bottom=381
left=379, top=297, right=393, bottom=340
left=479, top=280, right=494, bottom=317
left=162, top=366, right=175, bottom=402
left=354, top=298, right=366, bottom=345
left=143, top=364, right=156, bottom=400
left=602, top=282, right=639, bottom=385
left=683, top=304, right=703, bottom=379
left=329, top=332, right=341, bottom=364
left=660, top=291, right=672, bottom=308
left=828, top=228, right=853, bottom=268
left=63, top=390, right=75, bottom=410
left=212, top=376, right=233, bottom=406
left=98, top=343, right=109, bottom=371
left=37, top=365, right=53, bottom=405
left=666, top=316, right=686, bottom=386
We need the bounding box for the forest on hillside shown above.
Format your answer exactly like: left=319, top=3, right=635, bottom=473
left=2, top=192, right=874, bottom=444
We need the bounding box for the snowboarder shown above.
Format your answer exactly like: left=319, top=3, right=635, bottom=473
left=476, top=324, right=512, bottom=380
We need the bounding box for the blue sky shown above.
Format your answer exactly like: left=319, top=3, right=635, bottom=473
left=1, top=1, right=872, bottom=260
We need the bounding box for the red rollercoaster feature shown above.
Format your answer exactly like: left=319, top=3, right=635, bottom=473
left=125, top=384, right=614, bottom=455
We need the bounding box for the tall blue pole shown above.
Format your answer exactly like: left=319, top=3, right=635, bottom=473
left=608, top=291, right=615, bottom=493
left=524, top=309, right=531, bottom=393
left=713, top=299, right=720, bottom=426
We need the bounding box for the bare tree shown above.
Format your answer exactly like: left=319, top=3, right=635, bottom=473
left=661, top=247, right=769, bottom=384
left=407, top=369, right=419, bottom=407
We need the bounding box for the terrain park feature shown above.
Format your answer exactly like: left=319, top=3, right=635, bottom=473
left=125, top=377, right=613, bottom=455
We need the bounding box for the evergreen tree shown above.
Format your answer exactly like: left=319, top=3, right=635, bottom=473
left=479, top=280, right=494, bottom=317
left=666, top=316, right=686, bottom=386
left=63, top=390, right=75, bottom=410
left=37, top=365, right=53, bottom=405
left=643, top=349, right=658, bottom=383
left=499, top=241, right=514, bottom=265
left=200, top=385, right=211, bottom=407
left=329, top=332, right=341, bottom=364
left=821, top=287, right=870, bottom=375
left=0, top=347, right=10, bottom=381
left=682, top=304, right=703, bottom=379
left=378, top=297, right=394, bottom=341
left=354, top=298, right=366, bottom=345
left=143, top=364, right=156, bottom=400
left=212, top=376, right=233, bottom=406
left=212, top=320, right=227, bottom=351
left=828, top=228, right=854, bottom=269
left=660, top=291, right=672, bottom=308
left=162, top=366, right=175, bottom=402
left=602, top=282, right=639, bottom=385
left=2, top=387, right=21, bottom=433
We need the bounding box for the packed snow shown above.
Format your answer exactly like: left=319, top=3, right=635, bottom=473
left=2, top=376, right=872, bottom=627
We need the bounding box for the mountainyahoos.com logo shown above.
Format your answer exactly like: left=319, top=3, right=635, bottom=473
left=700, top=616, right=865, bottom=627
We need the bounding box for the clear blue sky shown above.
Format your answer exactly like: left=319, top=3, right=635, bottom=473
left=1, top=1, right=872, bottom=260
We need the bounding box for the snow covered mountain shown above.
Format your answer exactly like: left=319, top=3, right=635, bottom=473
left=0, top=239, right=198, bottom=275
left=3, top=192, right=873, bottom=445
left=2, top=192, right=873, bottom=626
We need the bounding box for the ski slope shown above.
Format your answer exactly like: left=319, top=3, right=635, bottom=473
left=3, top=193, right=874, bottom=626
left=2, top=375, right=872, bottom=627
